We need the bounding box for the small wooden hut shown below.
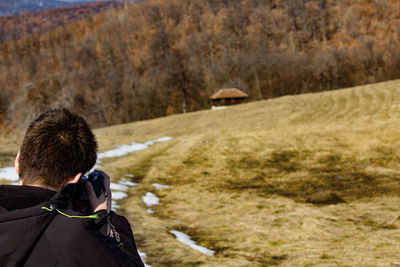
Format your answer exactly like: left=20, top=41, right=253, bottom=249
left=210, top=88, right=248, bottom=107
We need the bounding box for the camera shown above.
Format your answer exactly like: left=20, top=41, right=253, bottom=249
left=78, top=170, right=105, bottom=199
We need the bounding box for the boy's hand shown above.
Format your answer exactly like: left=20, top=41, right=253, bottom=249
left=85, top=170, right=112, bottom=213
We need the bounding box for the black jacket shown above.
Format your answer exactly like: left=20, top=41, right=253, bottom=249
left=0, top=184, right=144, bottom=267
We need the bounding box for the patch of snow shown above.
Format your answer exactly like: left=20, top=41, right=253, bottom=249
left=93, top=164, right=102, bottom=169
left=154, top=136, right=173, bottom=143
left=110, top=182, right=129, bottom=192
left=138, top=251, right=152, bottom=267
left=142, top=192, right=159, bottom=207
left=152, top=183, right=171, bottom=190
left=118, top=178, right=139, bottom=187
left=169, top=230, right=215, bottom=256
left=0, top=167, right=19, bottom=182
left=97, top=136, right=173, bottom=160
left=111, top=200, right=120, bottom=210
left=110, top=177, right=140, bottom=209
left=125, top=174, right=134, bottom=178
left=112, top=191, right=128, bottom=200
left=146, top=208, right=154, bottom=214
left=98, top=143, right=148, bottom=159
left=144, top=140, right=155, bottom=146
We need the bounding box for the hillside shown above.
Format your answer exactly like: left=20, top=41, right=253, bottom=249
left=2, top=79, right=400, bottom=265
left=3, top=80, right=400, bottom=265
left=0, top=0, right=399, bottom=130
left=95, top=79, right=400, bottom=265
left=0, top=2, right=123, bottom=42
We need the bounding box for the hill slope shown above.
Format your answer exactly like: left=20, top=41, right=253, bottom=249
left=0, top=0, right=399, bottom=129
left=93, top=79, right=400, bottom=266
left=2, top=80, right=400, bottom=265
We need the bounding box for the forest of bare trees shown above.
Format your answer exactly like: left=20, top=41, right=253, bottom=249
left=0, top=0, right=399, bottom=129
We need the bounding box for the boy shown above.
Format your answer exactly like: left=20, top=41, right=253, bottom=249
left=0, top=109, right=144, bottom=266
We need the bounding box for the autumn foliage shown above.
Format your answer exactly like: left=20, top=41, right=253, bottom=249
left=0, top=0, right=399, bottom=129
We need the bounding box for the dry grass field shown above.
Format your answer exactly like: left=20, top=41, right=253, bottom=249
left=2, top=80, right=400, bottom=266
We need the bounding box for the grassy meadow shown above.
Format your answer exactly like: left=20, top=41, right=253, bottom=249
left=2, top=80, right=400, bottom=266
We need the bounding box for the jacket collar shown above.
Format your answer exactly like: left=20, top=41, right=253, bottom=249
left=0, top=183, right=83, bottom=213
left=0, top=185, right=56, bottom=212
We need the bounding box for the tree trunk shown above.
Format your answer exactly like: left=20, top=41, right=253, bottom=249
left=181, top=73, right=188, bottom=114
left=320, top=0, right=327, bottom=42
left=254, top=69, right=262, bottom=100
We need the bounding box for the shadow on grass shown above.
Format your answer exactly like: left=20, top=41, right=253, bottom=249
left=170, top=224, right=287, bottom=265
left=223, top=148, right=399, bottom=202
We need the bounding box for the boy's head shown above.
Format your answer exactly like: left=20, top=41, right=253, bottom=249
left=18, top=108, right=98, bottom=189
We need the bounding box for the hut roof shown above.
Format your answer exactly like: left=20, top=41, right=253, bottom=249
left=210, top=88, right=248, bottom=100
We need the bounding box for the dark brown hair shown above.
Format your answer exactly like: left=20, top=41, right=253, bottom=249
left=19, top=108, right=98, bottom=188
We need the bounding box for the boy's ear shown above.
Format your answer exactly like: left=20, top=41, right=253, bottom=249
left=70, top=173, right=82, bottom=184
left=15, top=151, right=24, bottom=185
left=64, top=173, right=82, bottom=185
left=15, top=151, right=20, bottom=175
left=58, top=173, right=82, bottom=190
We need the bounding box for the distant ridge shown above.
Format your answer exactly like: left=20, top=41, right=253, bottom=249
left=0, top=0, right=122, bottom=16
left=0, top=2, right=123, bottom=42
